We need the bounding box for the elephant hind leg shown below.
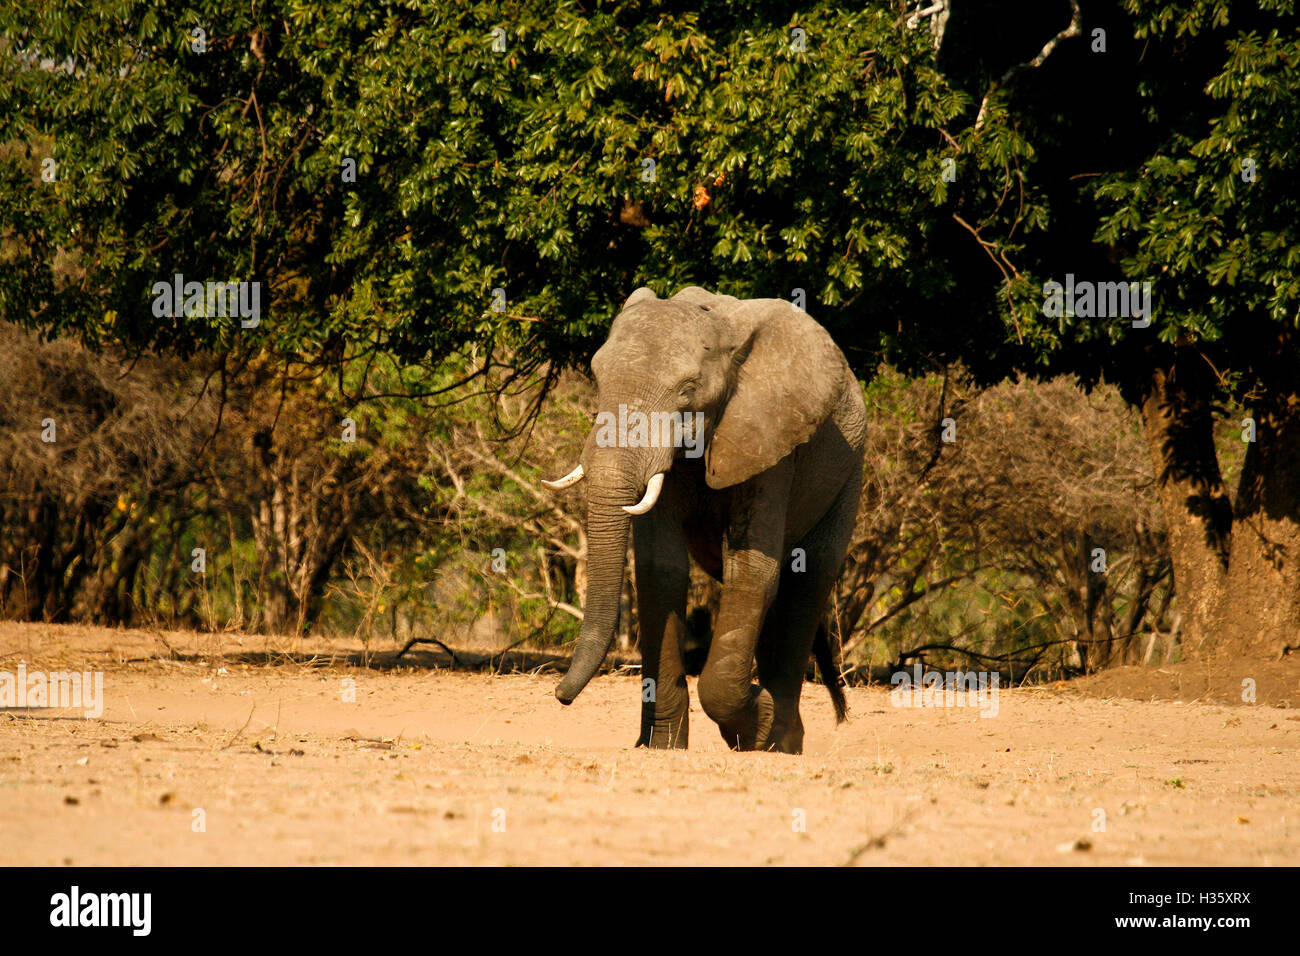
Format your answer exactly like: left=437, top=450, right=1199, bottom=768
left=756, top=475, right=860, bottom=753
left=754, top=586, right=817, bottom=754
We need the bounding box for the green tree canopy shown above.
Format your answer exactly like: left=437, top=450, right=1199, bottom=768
left=5, top=0, right=1299, bottom=655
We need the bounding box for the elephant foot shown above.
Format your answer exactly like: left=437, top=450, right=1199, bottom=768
left=636, top=706, right=689, bottom=749
left=764, top=701, right=804, bottom=755
left=713, top=690, right=804, bottom=753
left=715, top=685, right=775, bottom=752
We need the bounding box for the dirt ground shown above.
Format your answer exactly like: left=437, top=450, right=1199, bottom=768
left=1, top=622, right=1297, bottom=866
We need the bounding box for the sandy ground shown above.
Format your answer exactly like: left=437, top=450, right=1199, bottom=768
left=1, top=622, right=1297, bottom=866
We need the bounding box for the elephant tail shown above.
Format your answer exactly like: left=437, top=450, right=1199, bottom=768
left=813, top=622, right=848, bottom=724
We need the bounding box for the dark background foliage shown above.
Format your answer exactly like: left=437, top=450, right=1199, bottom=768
left=2, top=0, right=1296, bottom=669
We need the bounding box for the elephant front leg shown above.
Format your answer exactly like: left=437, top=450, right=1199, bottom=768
left=634, top=594, right=689, bottom=749
left=632, top=516, right=691, bottom=749
left=697, top=469, right=790, bottom=751
left=698, top=570, right=781, bottom=750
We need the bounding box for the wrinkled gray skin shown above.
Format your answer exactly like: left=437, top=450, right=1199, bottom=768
left=549, top=287, right=866, bottom=754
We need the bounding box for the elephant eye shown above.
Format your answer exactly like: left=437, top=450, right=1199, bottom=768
left=678, top=384, right=697, bottom=405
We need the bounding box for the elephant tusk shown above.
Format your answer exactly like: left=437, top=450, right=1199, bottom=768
left=622, top=472, right=665, bottom=515
left=541, top=464, right=585, bottom=491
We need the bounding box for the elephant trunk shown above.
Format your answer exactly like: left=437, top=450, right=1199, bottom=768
left=555, top=488, right=631, bottom=704
left=555, top=432, right=673, bottom=704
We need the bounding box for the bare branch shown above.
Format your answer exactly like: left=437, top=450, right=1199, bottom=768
left=904, top=2, right=950, bottom=51
left=975, top=0, right=1083, bottom=131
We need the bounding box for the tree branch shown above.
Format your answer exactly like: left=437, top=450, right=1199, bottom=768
left=975, top=0, right=1083, bottom=131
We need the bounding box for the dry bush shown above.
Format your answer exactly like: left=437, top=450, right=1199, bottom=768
left=393, top=367, right=598, bottom=653
left=0, top=319, right=1172, bottom=681
left=0, top=322, right=220, bottom=621
left=199, top=358, right=431, bottom=635
left=836, top=367, right=1170, bottom=679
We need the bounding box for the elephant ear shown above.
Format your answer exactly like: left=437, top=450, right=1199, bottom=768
left=706, top=301, right=848, bottom=490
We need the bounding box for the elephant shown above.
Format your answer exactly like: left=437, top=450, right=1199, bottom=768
left=543, top=286, right=866, bottom=753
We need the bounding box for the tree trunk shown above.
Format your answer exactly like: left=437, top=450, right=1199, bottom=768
left=1138, top=356, right=1232, bottom=655
left=1213, top=387, right=1300, bottom=658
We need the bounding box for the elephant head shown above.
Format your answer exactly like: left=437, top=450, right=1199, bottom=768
left=546, top=286, right=850, bottom=704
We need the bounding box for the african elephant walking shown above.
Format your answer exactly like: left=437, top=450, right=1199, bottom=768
left=544, top=287, right=866, bottom=753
